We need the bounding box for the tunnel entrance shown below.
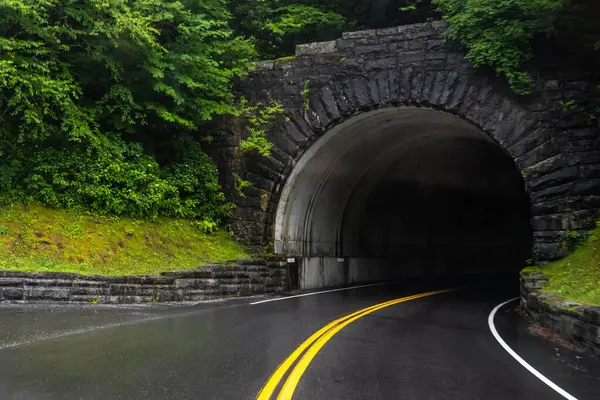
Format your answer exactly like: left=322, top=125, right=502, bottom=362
left=275, top=107, right=532, bottom=289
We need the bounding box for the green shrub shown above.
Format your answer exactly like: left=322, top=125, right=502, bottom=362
left=0, top=135, right=229, bottom=225
left=0, top=0, right=255, bottom=223
left=434, top=0, right=566, bottom=94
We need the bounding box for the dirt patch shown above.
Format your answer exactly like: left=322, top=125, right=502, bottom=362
left=527, top=323, right=581, bottom=351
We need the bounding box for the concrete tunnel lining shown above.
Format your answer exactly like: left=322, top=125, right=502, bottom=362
left=274, top=107, right=532, bottom=287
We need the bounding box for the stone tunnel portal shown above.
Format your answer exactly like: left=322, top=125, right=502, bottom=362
left=274, top=107, right=532, bottom=289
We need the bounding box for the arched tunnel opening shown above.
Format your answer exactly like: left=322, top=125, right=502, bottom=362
left=275, top=108, right=532, bottom=289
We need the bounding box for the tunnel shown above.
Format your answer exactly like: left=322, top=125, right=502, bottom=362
left=274, top=107, right=532, bottom=289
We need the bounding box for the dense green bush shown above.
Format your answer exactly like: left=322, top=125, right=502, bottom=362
left=0, top=0, right=255, bottom=224
left=229, top=0, right=346, bottom=59
left=0, top=135, right=229, bottom=222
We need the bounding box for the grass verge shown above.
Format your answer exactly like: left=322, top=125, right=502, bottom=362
left=536, top=226, right=600, bottom=306
left=0, top=204, right=249, bottom=276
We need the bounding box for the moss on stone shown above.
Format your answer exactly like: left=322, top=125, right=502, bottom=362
left=276, top=55, right=296, bottom=63
left=540, top=224, right=600, bottom=306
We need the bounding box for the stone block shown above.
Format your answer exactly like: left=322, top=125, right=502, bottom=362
left=296, top=41, right=337, bottom=56
left=364, top=57, right=396, bottom=70
left=376, top=27, right=399, bottom=36
left=0, top=278, right=24, bottom=287
left=2, top=288, right=23, bottom=300
left=254, top=61, right=274, bottom=71
left=397, top=50, right=426, bottom=64
left=26, top=287, right=70, bottom=300
left=342, top=29, right=377, bottom=40
left=354, top=45, right=385, bottom=56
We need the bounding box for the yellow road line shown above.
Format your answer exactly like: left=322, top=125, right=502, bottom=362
left=256, top=296, right=416, bottom=400
left=257, top=288, right=455, bottom=400
left=277, top=289, right=453, bottom=399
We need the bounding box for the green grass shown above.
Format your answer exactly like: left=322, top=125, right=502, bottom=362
left=0, top=204, right=249, bottom=276
left=537, top=226, right=600, bottom=306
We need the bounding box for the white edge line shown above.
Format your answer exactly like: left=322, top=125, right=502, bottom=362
left=488, top=297, right=578, bottom=400
left=250, top=282, right=395, bottom=305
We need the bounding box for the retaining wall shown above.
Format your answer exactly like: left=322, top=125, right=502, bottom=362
left=520, top=270, right=600, bottom=354
left=0, top=259, right=288, bottom=304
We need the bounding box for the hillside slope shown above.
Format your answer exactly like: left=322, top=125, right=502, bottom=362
left=534, top=226, right=600, bottom=305
left=0, top=204, right=248, bottom=276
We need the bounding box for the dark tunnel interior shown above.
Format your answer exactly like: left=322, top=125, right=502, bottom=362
left=275, top=108, right=533, bottom=283
left=356, top=136, right=532, bottom=274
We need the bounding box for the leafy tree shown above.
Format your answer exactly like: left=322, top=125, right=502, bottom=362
left=0, top=0, right=255, bottom=223
left=433, top=0, right=566, bottom=94
left=229, top=0, right=346, bottom=58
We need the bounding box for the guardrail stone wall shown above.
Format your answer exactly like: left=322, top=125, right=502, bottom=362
left=521, top=270, right=600, bottom=354
left=0, top=259, right=288, bottom=304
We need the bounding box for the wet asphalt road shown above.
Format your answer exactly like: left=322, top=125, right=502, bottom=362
left=0, top=277, right=598, bottom=400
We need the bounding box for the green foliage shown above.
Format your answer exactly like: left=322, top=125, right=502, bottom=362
left=1, top=134, right=230, bottom=223
left=564, top=230, right=584, bottom=251
left=229, top=0, right=346, bottom=59
left=238, top=96, right=286, bottom=157
left=276, top=56, right=297, bottom=62
left=0, top=225, right=8, bottom=235
left=233, top=173, right=253, bottom=198
left=0, top=0, right=255, bottom=223
left=0, top=204, right=249, bottom=276
left=301, top=80, right=311, bottom=116
left=558, top=99, right=579, bottom=112
left=434, top=0, right=566, bottom=94
left=526, top=258, right=534, bottom=266
left=541, top=224, right=600, bottom=305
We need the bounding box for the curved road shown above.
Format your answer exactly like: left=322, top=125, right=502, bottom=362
left=0, top=277, right=598, bottom=399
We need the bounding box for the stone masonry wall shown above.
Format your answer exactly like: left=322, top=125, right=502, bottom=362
left=521, top=270, right=600, bottom=354
left=207, top=21, right=600, bottom=261
left=0, top=259, right=288, bottom=304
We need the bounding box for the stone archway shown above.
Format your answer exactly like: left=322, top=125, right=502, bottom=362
left=273, top=106, right=532, bottom=286
left=212, top=22, right=600, bottom=284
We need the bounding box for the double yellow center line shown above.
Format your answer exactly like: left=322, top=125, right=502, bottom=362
left=256, top=288, right=455, bottom=400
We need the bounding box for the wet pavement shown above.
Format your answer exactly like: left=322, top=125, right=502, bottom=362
left=0, top=277, right=598, bottom=399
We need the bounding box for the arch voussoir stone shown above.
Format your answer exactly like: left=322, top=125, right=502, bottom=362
left=437, top=71, right=460, bottom=107
left=481, top=94, right=507, bottom=132
left=456, top=80, right=484, bottom=118
left=376, top=70, right=392, bottom=105
left=507, top=129, right=553, bottom=160
left=330, top=77, right=357, bottom=115
left=365, top=75, right=381, bottom=105
left=350, top=77, right=373, bottom=110
left=428, top=70, right=450, bottom=106
left=409, top=69, right=426, bottom=102
left=420, top=70, right=438, bottom=103
left=446, top=74, right=473, bottom=112
left=305, top=93, right=331, bottom=132
left=317, top=86, right=342, bottom=122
